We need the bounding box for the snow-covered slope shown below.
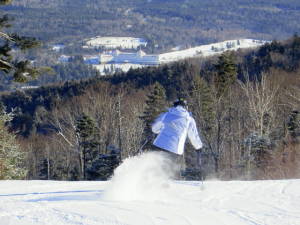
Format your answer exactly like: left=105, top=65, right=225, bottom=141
left=0, top=152, right=299, bottom=225
left=159, top=39, right=267, bottom=63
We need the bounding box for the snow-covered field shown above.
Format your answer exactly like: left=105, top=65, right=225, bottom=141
left=85, top=37, right=147, bottom=49
left=1, top=152, right=299, bottom=225
left=158, top=39, right=267, bottom=63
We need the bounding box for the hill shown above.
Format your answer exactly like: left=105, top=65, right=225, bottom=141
left=1, top=0, right=300, bottom=90
left=2, top=0, right=300, bottom=53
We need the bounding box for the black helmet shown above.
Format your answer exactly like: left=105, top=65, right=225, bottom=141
left=173, top=97, right=187, bottom=107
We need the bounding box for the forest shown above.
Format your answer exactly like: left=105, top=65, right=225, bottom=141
left=0, top=0, right=300, bottom=91
left=1, top=35, right=300, bottom=181
left=3, top=0, right=300, bottom=53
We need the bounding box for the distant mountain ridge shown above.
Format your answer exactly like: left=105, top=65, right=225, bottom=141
left=3, top=0, right=300, bottom=52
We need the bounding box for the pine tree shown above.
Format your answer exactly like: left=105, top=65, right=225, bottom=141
left=0, top=109, right=27, bottom=179
left=214, top=51, right=237, bottom=98
left=189, top=75, right=216, bottom=176
left=88, top=145, right=121, bottom=180
left=192, top=75, right=215, bottom=131
left=141, top=82, right=167, bottom=138
left=204, top=52, right=238, bottom=176
left=0, top=0, right=44, bottom=82
left=76, top=114, right=98, bottom=180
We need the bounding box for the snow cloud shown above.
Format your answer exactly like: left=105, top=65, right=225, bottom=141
left=103, top=151, right=180, bottom=202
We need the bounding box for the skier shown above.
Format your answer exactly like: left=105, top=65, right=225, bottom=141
left=151, top=98, right=203, bottom=156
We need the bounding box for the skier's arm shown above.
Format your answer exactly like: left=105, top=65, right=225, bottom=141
left=151, top=112, right=167, bottom=134
left=187, top=117, right=203, bottom=149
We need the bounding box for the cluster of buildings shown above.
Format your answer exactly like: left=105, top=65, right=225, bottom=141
left=58, top=49, right=159, bottom=75
left=58, top=49, right=159, bottom=65
left=56, top=37, right=268, bottom=75
left=84, top=49, right=159, bottom=65
left=56, top=37, right=155, bottom=75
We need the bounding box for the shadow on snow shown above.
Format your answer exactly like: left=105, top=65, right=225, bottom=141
left=0, top=190, right=103, bottom=202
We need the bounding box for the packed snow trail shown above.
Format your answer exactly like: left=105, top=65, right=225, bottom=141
left=0, top=152, right=300, bottom=225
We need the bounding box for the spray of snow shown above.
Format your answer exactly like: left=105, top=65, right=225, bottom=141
left=103, top=151, right=180, bottom=202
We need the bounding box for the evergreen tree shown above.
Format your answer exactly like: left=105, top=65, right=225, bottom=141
left=191, top=75, right=215, bottom=132
left=0, top=0, right=44, bottom=82
left=190, top=75, right=216, bottom=176
left=141, top=82, right=167, bottom=138
left=0, top=109, right=27, bottom=179
left=76, top=114, right=121, bottom=180
left=287, top=110, right=300, bottom=139
left=88, top=145, right=121, bottom=180
left=214, top=51, right=237, bottom=98
left=211, top=52, right=237, bottom=176
left=76, top=114, right=98, bottom=180
left=290, top=34, right=300, bottom=70
left=244, top=132, right=272, bottom=178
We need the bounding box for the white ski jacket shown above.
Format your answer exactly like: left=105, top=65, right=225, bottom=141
left=151, top=106, right=203, bottom=155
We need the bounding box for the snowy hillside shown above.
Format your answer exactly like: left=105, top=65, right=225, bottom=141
left=1, top=152, right=299, bottom=225
left=158, top=39, right=268, bottom=63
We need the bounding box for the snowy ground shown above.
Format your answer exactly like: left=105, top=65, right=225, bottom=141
left=158, top=39, right=268, bottom=63
left=0, top=152, right=299, bottom=225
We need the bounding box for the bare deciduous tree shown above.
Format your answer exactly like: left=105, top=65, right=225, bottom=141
left=239, top=74, right=280, bottom=136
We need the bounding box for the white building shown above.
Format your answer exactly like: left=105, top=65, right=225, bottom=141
left=85, top=37, right=147, bottom=49
left=99, top=50, right=159, bottom=65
